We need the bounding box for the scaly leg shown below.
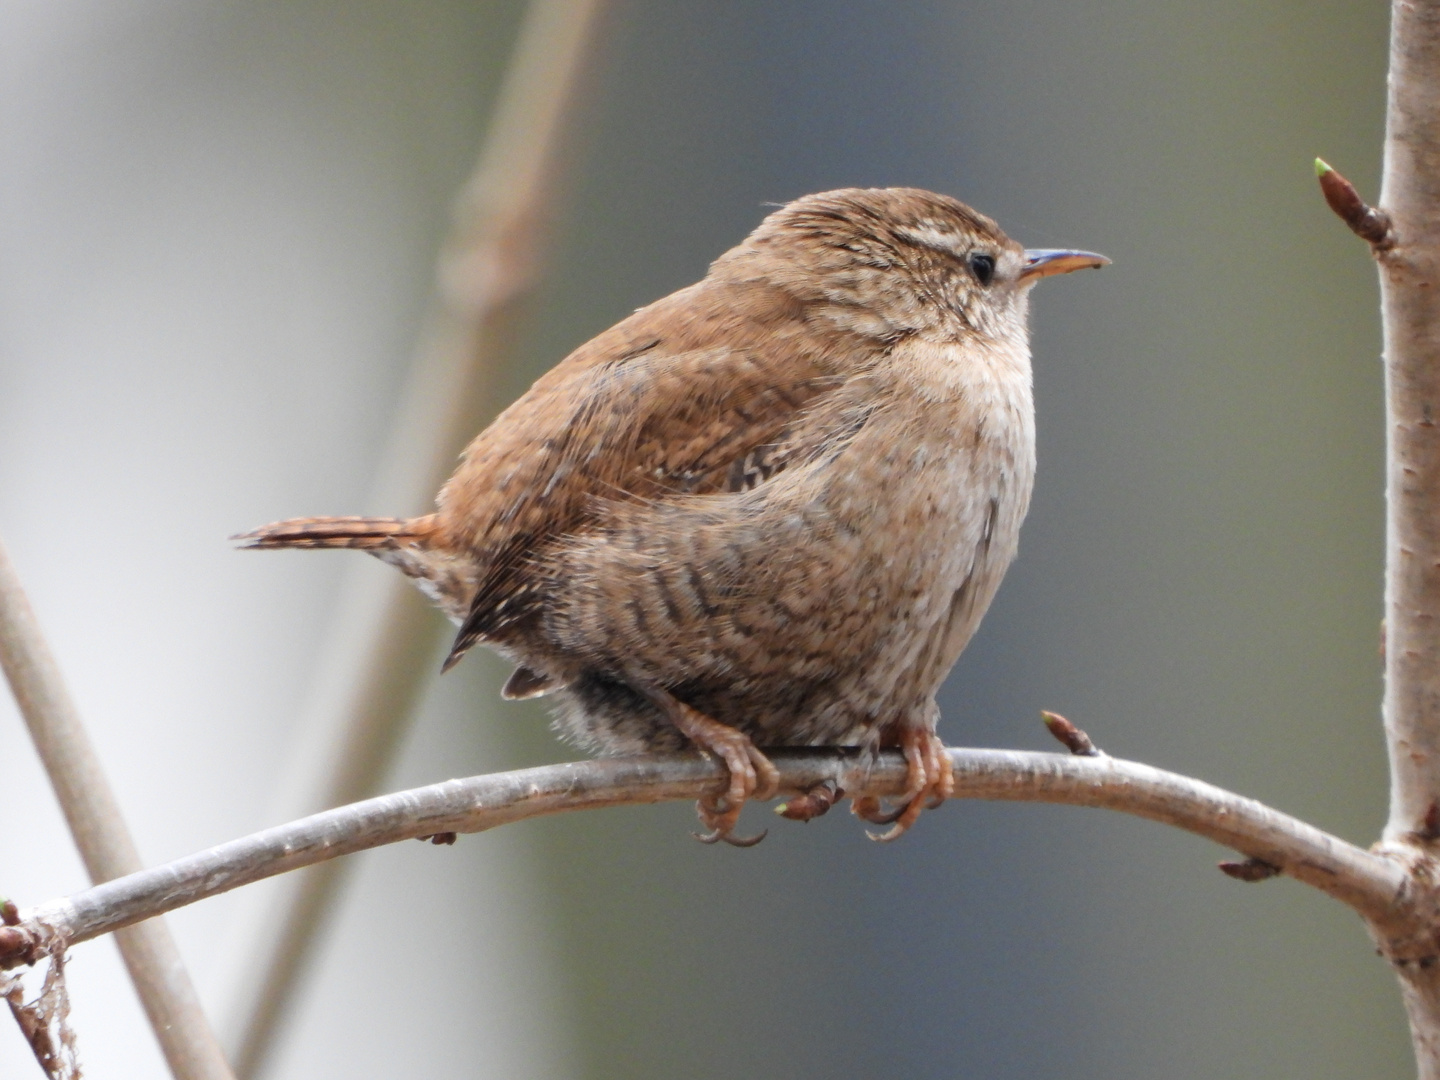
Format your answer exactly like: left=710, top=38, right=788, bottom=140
left=641, top=686, right=779, bottom=846
left=851, top=725, right=954, bottom=841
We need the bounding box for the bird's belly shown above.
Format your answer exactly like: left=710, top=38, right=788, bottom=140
left=797, top=463, right=1025, bottom=738
left=536, top=387, right=1035, bottom=754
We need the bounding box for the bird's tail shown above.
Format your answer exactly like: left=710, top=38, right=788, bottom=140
left=232, top=514, right=435, bottom=550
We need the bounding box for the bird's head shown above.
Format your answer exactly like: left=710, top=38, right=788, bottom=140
left=716, top=187, right=1107, bottom=345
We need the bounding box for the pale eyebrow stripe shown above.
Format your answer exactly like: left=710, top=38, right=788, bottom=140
left=894, top=223, right=968, bottom=257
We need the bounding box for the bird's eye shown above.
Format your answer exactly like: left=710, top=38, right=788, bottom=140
left=968, top=253, right=996, bottom=285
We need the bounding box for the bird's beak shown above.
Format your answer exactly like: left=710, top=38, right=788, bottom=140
left=1020, top=249, right=1110, bottom=282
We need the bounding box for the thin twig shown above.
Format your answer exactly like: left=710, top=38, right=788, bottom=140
left=0, top=746, right=1409, bottom=973
left=215, top=1, right=609, bottom=1072
left=2, top=932, right=80, bottom=1080
left=1, top=912, right=80, bottom=1080
left=0, top=538, right=235, bottom=1079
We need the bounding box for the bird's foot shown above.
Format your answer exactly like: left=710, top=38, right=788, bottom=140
left=851, top=727, right=954, bottom=841
left=645, top=688, right=779, bottom=846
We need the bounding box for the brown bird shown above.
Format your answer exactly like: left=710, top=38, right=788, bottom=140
left=237, top=187, right=1106, bottom=844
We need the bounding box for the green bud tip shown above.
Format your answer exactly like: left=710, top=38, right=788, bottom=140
left=1315, top=157, right=1333, bottom=177
left=773, top=802, right=789, bottom=816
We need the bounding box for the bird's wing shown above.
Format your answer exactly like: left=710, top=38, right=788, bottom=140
left=437, top=278, right=879, bottom=665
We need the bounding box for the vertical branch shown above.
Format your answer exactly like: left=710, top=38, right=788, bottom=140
left=214, top=1, right=609, bottom=1075
left=0, top=538, right=235, bottom=1080
left=1380, top=0, right=1440, bottom=844
left=1371, top=2, right=1440, bottom=1075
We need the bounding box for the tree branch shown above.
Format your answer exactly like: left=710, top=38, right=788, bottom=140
left=0, top=538, right=235, bottom=1079
left=1379, top=0, right=1440, bottom=845
left=1367, top=3, right=1440, bottom=1071
left=0, top=746, right=1408, bottom=973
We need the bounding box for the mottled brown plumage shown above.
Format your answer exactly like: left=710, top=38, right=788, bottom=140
left=238, top=187, right=1105, bottom=843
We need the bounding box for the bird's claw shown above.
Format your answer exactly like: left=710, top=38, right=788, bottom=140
left=851, top=795, right=906, bottom=825
left=647, top=687, right=779, bottom=846
left=692, top=788, right=768, bottom=846
left=852, top=727, right=954, bottom=841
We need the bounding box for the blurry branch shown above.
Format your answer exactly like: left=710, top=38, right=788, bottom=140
left=1320, top=3, right=1440, bottom=1075
left=0, top=537, right=236, bottom=1080
left=215, top=0, right=609, bottom=1073
left=0, top=745, right=1412, bottom=974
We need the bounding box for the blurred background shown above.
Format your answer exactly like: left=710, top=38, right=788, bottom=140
left=0, top=1, right=1403, bottom=1077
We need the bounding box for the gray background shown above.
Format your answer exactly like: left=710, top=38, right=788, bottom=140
left=0, top=2, right=1402, bottom=1077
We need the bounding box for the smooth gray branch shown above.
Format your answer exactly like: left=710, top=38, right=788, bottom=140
left=0, top=747, right=1407, bottom=971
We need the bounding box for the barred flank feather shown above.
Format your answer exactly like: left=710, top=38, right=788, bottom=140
left=232, top=515, right=428, bottom=550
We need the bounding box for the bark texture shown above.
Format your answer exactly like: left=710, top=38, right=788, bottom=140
left=1378, top=4, right=1440, bottom=1072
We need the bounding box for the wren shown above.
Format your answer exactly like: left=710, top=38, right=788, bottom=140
left=238, top=188, right=1106, bottom=844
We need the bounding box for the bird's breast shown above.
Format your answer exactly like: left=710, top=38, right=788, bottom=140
left=833, top=335, right=1036, bottom=698
left=843, top=333, right=1036, bottom=557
